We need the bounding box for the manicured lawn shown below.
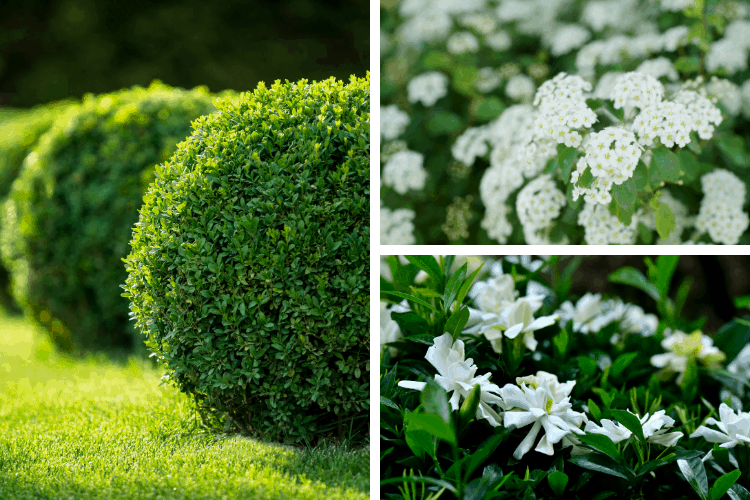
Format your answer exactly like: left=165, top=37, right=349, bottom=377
left=0, top=315, right=369, bottom=500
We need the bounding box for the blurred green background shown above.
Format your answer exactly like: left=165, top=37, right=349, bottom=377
left=0, top=0, right=369, bottom=108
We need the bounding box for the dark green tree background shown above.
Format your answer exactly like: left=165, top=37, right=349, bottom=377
left=0, top=0, right=369, bottom=107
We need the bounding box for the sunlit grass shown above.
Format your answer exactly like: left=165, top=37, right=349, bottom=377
left=0, top=315, right=369, bottom=500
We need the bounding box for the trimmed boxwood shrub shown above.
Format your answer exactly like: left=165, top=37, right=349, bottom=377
left=0, top=101, right=76, bottom=314
left=1, top=81, right=220, bottom=351
left=122, top=74, right=370, bottom=444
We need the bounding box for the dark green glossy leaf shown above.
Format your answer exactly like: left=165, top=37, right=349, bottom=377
left=608, top=267, right=660, bottom=301
left=610, top=409, right=645, bottom=444
left=568, top=453, right=635, bottom=482
left=678, top=457, right=709, bottom=500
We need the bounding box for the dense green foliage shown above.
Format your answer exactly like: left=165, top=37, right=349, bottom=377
left=123, top=74, right=370, bottom=444
left=1, top=81, right=219, bottom=352
left=0, top=314, right=369, bottom=500
left=381, top=255, right=750, bottom=499
left=0, top=101, right=76, bottom=313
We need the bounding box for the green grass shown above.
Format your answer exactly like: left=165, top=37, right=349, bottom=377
left=0, top=315, right=369, bottom=500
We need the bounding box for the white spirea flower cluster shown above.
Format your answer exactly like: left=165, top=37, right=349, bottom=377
left=397, top=10, right=452, bottom=46
left=505, top=74, right=536, bottom=103
left=549, top=24, right=591, bottom=56
left=706, top=19, right=750, bottom=75
left=407, top=72, right=450, bottom=106
left=673, top=90, right=723, bottom=140
left=453, top=127, right=490, bottom=166
left=516, top=174, right=567, bottom=232
left=381, top=105, right=410, bottom=141
left=610, top=72, right=665, bottom=115
left=706, top=77, right=742, bottom=116
left=635, top=57, right=679, bottom=82
left=382, top=150, right=427, bottom=195
left=380, top=204, right=416, bottom=245
left=631, top=100, right=693, bottom=148
left=476, top=67, right=502, bottom=93
left=528, top=73, right=597, bottom=148
left=659, top=0, right=693, bottom=11
left=556, top=292, right=658, bottom=337
left=573, top=127, right=643, bottom=205
left=578, top=202, right=638, bottom=244
left=447, top=31, right=480, bottom=54
left=695, top=169, right=749, bottom=245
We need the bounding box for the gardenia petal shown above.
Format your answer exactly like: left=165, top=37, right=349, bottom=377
left=515, top=421, right=543, bottom=460
left=398, top=381, right=427, bottom=391
left=504, top=323, right=525, bottom=340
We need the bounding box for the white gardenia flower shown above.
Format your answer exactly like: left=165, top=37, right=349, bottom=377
left=690, top=403, right=750, bottom=461
left=408, top=72, right=450, bottom=107
left=651, top=330, right=725, bottom=384
left=557, top=293, right=603, bottom=332
left=502, top=298, right=560, bottom=352
left=584, top=410, right=683, bottom=447
left=397, top=333, right=504, bottom=426
left=380, top=300, right=410, bottom=355
left=500, top=372, right=586, bottom=459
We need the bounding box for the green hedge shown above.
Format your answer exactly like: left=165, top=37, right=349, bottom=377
left=123, top=74, right=370, bottom=444
left=1, top=81, right=220, bottom=351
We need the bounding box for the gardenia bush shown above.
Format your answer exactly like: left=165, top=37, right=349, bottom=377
left=380, top=0, right=750, bottom=244
left=381, top=255, right=750, bottom=499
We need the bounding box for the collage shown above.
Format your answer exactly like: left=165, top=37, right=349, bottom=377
left=1, top=0, right=750, bottom=499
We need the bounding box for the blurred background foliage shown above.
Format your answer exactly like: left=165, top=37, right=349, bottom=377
left=0, top=0, right=369, bottom=108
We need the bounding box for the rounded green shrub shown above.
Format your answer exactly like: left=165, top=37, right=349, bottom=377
left=123, top=74, right=370, bottom=444
left=0, top=101, right=76, bottom=314
left=1, top=81, right=220, bottom=351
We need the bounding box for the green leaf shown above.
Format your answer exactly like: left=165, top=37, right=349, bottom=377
left=558, top=147, right=579, bottom=183
left=681, top=358, right=699, bottom=401
left=612, top=177, right=636, bottom=209
left=638, top=222, right=654, bottom=244
left=380, top=290, right=440, bottom=314
left=712, top=469, right=741, bottom=500
left=547, top=470, right=569, bottom=496
left=611, top=352, right=639, bottom=379
left=608, top=267, right=660, bottom=301
left=474, top=96, right=506, bottom=122
left=588, top=399, right=602, bottom=421
left=654, top=255, right=679, bottom=300
left=586, top=98, right=603, bottom=110
left=405, top=256, right=443, bottom=284
left=612, top=200, right=635, bottom=226
left=632, top=160, right=648, bottom=191
left=674, top=56, right=701, bottom=73
left=455, top=262, right=485, bottom=308
left=568, top=453, right=635, bottom=482
left=421, top=51, right=452, bottom=70
left=426, top=110, right=463, bottom=136
left=578, top=167, right=594, bottom=188
left=716, top=135, right=750, bottom=167
left=678, top=457, right=709, bottom=500
left=715, top=317, right=750, bottom=363
left=678, top=149, right=701, bottom=182
left=652, top=147, right=682, bottom=182
left=452, top=66, right=479, bottom=96
left=380, top=396, right=399, bottom=410
left=444, top=306, right=470, bottom=340
left=728, top=484, right=750, bottom=500
left=443, top=263, right=467, bottom=313
left=602, top=101, right=624, bottom=122
left=464, top=434, right=505, bottom=481
left=404, top=412, right=457, bottom=447
left=655, top=201, right=676, bottom=240
left=610, top=409, right=645, bottom=444
left=576, top=433, right=623, bottom=463
left=380, top=475, right=458, bottom=494
left=421, top=379, right=452, bottom=424
left=391, top=312, right=430, bottom=336
left=458, top=383, right=481, bottom=430
left=552, top=328, right=569, bottom=358
left=578, top=356, right=598, bottom=377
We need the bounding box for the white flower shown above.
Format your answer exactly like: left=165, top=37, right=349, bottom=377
left=584, top=410, right=682, bottom=447
left=380, top=105, right=410, bottom=141
left=631, top=100, right=693, bottom=148
left=635, top=57, right=679, bottom=82
left=549, top=24, right=591, bottom=56
left=408, top=72, right=450, bottom=107
left=485, top=30, right=512, bottom=51
left=696, top=169, right=749, bottom=245
left=397, top=333, right=504, bottom=426
left=690, top=403, right=750, bottom=461
left=475, top=67, right=502, bottom=93
left=557, top=293, right=603, bottom=332
left=577, top=201, right=639, bottom=245
left=382, top=150, right=427, bottom=195
left=380, top=203, right=416, bottom=245
left=659, top=0, right=693, bottom=11
left=504, top=255, right=548, bottom=272
left=397, top=10, right=453, bottom=46
left=610, top=72, right=665, bottom=115
left=706, top=38, right=749, bottom=75
left=506, top=75, right=536, bottom=103
left=447, top=31, right=480, bottom=54
left=502, top=298, right=559, bottom=352
left=452, top=127, right=489, bottom=166
left=381, top=300, right=410, bottom=356
left=673, top=90, right=723, bottom=141
left=651, top=330, right=726, bottom=384
left=516, top=174, right=566, bottom=233
left=500, top=372, right=586, bottom=459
